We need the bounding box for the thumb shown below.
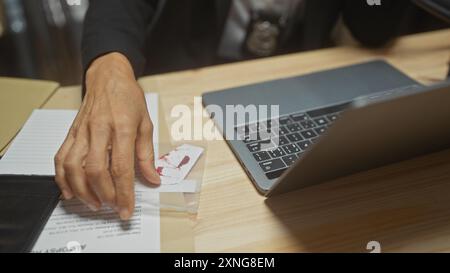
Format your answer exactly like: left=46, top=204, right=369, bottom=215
left=136, top=117, right=161, bottom=185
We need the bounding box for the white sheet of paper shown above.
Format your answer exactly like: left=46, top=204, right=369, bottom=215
left=0, top=110, right=76, bottom=175
left=32, top=191, right=160, bottom=253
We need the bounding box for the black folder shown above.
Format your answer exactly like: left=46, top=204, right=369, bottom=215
left=0, top=175, right=60, bottom=253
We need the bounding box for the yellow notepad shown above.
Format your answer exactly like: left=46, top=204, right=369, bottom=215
left=0, top=77, right=59, bottom=156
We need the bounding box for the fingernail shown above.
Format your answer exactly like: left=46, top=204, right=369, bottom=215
left=119, top=208, right=131, bottom=220
left=151, top=172, right=161, bottom=185
left=153, top=176, right=161, bottom=185
left=62, top=190, right=73, bottom=200
left=145, top=172, right=161, bottom=185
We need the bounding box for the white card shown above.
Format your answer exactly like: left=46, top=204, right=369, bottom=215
left=155, top=144, right=204, bottom=185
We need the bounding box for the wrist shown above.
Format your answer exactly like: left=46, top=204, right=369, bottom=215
left=86, top=52, right=135, bottom=84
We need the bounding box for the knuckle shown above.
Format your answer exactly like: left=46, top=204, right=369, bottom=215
left=88, top=118, right=109, bottom=131
left=68, top=126, right=79, bottom=138
left=84, top=163, right=105, bottom=178
left=142, top=118, right=153, bottom=134
left=54, top=152, right=65, bottom=165
left=114, top=116, right=133, bottom=127
left=111, top=161, right=133, bottom=179
left=116, top=127, right=135, bottom=138
left=63, top=160, right=78, bottom=173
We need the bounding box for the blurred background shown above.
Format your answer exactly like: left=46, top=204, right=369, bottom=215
left=0, top=0, right=87, bottom=85
left=0, top=0, right=447, bottom=86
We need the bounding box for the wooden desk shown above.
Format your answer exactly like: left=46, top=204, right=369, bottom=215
left=44, top=29, right=450, bottom=252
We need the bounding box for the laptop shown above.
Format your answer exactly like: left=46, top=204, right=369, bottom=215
left=202, top=60, right=450, bottom=196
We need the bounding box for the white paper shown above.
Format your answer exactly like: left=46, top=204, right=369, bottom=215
left=32, top=191, right=160, bottom=253
left=145, top=93, right=159, bottom=157
left=0, top=110, right=77, bottom=175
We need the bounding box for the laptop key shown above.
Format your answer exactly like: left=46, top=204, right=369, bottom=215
left=242, top=132, right=270, bottom=143
left=253, top=151, right=271, bottom=162
left=297, top=140, right=312, bottom=151
left=315, top=126, right=327, bottom=135
left=268, top=147, right=286, bottom=158
left=278, top=126, right=290, bottom=136
left=314, top=117, right=328, bottom=126
left=290, top=113, right=308, bottom=122
left=278, top=116, right=292, bottom=125
left=265, top=168, right=288, bottom=180
left=327, top=114, right=338, bottom=122
left=286, top=133, right=303, bottom=142
left=272, top=136, right=289, bottom=146
left=282, top=144, right=301, bottom=154
left=282, top=154, right=298, bottom=166
left=260, top=141, right=276, bottom=151
left=287, top=123, right=302, bottom=132
left=241, top=133, right=255, bottom=143
left=301, top=130, right=317, bottom=139
left=247, top=142, right=261, bottom=152
left=260, top=159, right=286, bottom=172
left=278, top=136, right=289, bottom=146
left=301, top=120, right=316, bottom=129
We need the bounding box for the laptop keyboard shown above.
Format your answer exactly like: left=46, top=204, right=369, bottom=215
left=235, top=103, right=349, bottom=180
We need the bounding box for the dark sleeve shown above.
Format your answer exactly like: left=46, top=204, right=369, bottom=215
left=301, top=0, right=344, bottom=50
left=82, top=0, right=158, bottom=78
left=342, top=0, right=410, bottom=47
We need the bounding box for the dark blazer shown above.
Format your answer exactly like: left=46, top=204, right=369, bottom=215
left=82, top=0, right=411, bottom=78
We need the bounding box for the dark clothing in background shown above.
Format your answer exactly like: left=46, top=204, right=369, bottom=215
left=82, top=0, right=413, bottom=78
